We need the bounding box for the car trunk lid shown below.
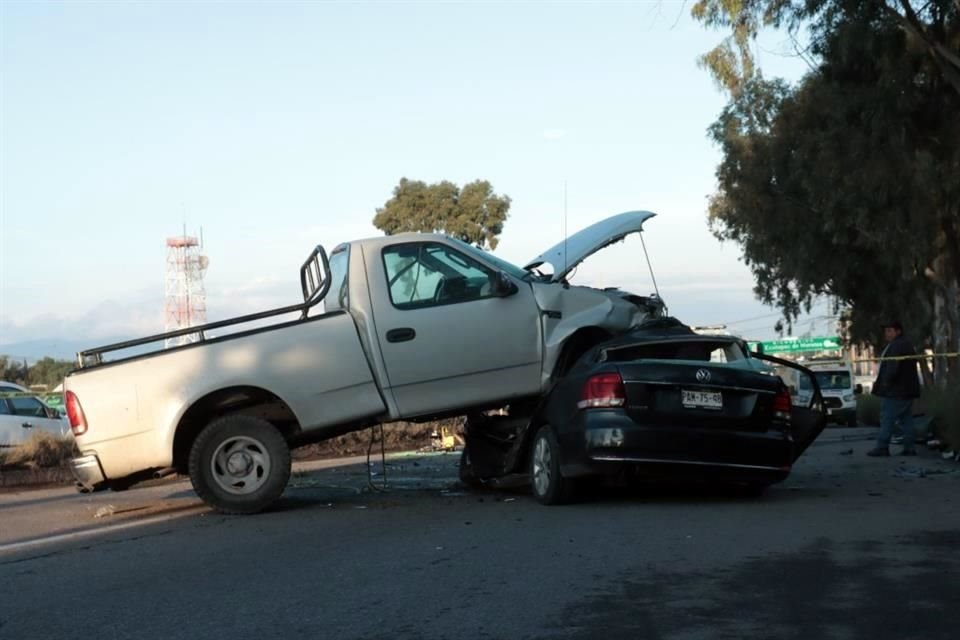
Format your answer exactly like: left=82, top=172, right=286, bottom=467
left=614, top=361, right=784, bottom=431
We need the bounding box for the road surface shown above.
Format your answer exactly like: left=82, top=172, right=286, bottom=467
left=1, top=428, right=957, bottom=639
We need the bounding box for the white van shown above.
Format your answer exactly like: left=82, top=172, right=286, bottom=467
left=806, top=364, right=860, bottom=427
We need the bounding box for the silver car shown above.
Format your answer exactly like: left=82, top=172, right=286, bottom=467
left=0, top=381, right=72, bottom=446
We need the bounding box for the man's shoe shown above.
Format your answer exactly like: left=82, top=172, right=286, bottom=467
left=867, top=447, right=890, bottom=457
left=899, top=449, right=917, bottom=456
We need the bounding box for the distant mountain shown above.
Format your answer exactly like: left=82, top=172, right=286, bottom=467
left=0, top=337, right=128, bottom=363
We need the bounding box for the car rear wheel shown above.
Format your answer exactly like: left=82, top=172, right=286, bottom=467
left=188, top=415, right=291, bottom=515
left=530, top=425, right=577, bottom=505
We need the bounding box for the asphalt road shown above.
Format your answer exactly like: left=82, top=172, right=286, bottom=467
left=1, top=429, right=958, bottom=640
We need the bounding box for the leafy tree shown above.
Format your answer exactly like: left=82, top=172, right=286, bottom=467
left=0, top=355, right=28, bottom=386
left=373, top=178, right=511, bottom=249
left=692, top=1, right=960, bottom=98
left=27, top=357, right=74, bottom=389
left=0, top=355, right=74, bottom=389
left=693, top=0, right=960, bottom=382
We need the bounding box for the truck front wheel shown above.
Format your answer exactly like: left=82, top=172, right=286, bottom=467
left=188, top=415, right=291, bottom=514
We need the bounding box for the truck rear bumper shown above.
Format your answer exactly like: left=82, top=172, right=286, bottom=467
left=71, top=454, right=107, bottom=490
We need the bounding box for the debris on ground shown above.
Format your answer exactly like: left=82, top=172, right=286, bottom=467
left=94, top=505, right=116, bottom=518
left=92, top=504, right=149, bottom=519
left=288, top=478, right=363, bottom=494
left=891, top=465, right=958, bottom=479
left=892, top=466, right=929, bottom=479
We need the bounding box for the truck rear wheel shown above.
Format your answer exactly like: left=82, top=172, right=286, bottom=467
left=188, top=415, right=291, bottom=515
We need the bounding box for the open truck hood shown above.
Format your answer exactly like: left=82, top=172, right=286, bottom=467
left=523, top=210, right=656, bottom=283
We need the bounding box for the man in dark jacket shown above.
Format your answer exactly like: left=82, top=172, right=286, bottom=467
left=867, top=321, right=921, bottom=456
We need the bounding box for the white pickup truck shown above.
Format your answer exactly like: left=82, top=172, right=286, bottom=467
left=65, top=211, right=665, bottom=513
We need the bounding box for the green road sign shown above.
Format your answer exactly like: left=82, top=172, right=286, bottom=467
left=748, top=336, right=842, bottom=354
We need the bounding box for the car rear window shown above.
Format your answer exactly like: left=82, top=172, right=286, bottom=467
left=602, top=339, right=747, bottom=363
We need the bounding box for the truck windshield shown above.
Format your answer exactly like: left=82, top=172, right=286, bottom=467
left=448, top=239, right=530, bottom=281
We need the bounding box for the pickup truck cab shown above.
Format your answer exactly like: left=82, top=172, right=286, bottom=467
left=65, top=211, right=666, bottom=513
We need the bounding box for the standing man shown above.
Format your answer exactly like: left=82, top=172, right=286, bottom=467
left=867, top=320, right=921, bottom=456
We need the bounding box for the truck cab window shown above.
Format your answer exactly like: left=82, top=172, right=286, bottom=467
left=382, top=243, right=495, bottom=309
left=325, top=247, right=350, bottom=311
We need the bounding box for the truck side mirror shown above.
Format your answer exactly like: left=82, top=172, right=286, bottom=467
left=492, top=271, right=519, bottom=298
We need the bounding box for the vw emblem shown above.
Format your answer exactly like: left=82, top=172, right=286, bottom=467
left=696, top=369, right=711, bottom=383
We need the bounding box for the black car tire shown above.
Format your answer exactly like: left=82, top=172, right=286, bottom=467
left=188, top=415, right=291, bottom=515
left=529, top=425, right=577, bottom=505
left=458, top=444, right=485, bottom=490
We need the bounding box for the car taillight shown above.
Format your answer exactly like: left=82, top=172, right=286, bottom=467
left=577, top=373, right=626, bottom=409
left=65, top=391, right=88, bottom=436
left=773, top=389, right=792, bottom=421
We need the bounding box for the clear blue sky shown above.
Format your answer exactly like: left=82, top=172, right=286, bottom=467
left=0, top=1, right=832, bottom=350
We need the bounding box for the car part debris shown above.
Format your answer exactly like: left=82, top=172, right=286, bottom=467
left=94, top=505, right=116, bottom=518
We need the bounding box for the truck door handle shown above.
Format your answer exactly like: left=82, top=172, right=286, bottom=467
left=386, top=328, right=416, bottom=343
left=21, top=422, right=33, bottom=429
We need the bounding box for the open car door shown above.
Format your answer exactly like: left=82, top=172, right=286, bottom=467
left=752, top=352, right=828, bottom=463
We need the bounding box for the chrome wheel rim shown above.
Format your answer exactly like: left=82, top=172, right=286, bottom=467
left=532, top=435, right=552, bottom=497
left=210, top=435, right=271, bottom=495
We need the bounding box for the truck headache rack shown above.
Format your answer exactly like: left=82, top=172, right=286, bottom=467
left=77, top=245, right=332, bottom=368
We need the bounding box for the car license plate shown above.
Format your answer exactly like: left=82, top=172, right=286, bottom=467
left=682, top=389, right=723, bottom=410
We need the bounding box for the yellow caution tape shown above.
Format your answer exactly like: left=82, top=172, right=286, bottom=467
left=792, top=351, right=960, bottom=367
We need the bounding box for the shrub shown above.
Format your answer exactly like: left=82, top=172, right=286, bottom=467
left=0, top=433, right=77, bottom=470
left=923, top=384, right=960, bottom=450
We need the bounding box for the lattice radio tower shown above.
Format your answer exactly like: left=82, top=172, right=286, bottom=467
left=164, top=228, right=209, bottom=348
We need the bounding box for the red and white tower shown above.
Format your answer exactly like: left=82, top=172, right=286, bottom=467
left=164, top=233, right=209, bottom=348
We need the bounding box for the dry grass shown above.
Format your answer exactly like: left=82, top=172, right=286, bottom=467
left=292, top=418, right=465, bottom=460
left=0, top=432, right=78, bottom=470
